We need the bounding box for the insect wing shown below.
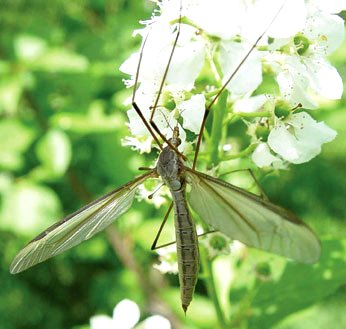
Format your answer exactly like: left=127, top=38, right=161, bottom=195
left=10, top=171, right=154, bottom=274
left=186, top=169, right=320, bottom=264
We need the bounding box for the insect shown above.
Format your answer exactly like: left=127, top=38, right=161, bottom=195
left=10, top=0, right=321, bottom=313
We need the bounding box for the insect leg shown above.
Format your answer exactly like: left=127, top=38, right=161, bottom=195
left=152, top=229, right=217, bottom=250
left=151, top=202, right=174, bottom=250
left=220, top=168, right=269, bottom=200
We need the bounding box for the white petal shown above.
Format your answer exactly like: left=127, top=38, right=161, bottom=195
left=113, top=299, right=140, bottom=329
left=268, top=113, right=337, bottom=164
left=90, top=315, right=114, bottom=329
left=219, top=41, right=263, bottom=96
left=313, top=0, right=346, bottom=13
left=166, top=40, right=205, bottom=90
left=233, top=94, right=268, bottom=113
left=179, top=94, right=205, bottom=134
left=185, top=0, right=244, bottom=39
left=119, top=52, right=140, bottom=77
left=305, top=57, right=343, bottom=100
left=127, top=108, right=151, bottom=136
left=243, top=0, right=307, bottom=40
left=304, top=11, right=345, bottom=54
left=252, top=143, right=282, bottom=168
left=288, top=112, right=337, bottom=145
left=140, top=315, right=171, bottom=329
left=276, top=67, right=316, bottom=109
left=122, top=136, right=153, bottom=154
left=268, top=123, right=301, bottom=163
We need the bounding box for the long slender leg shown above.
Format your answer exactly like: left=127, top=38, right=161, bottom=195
left=152, top=230, right=217, bottom=251
left=220, top=168, right=269, bottom=200
left=192, top=1, right=287, bottom=169
left=151, top=202, right=174, bottom=250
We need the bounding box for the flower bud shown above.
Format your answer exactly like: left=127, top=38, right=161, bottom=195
left=293, top=33, right=310, bottom=56
left=255, top=123, right=270, bottom=142
left=274, top=100, right=291, bottom=119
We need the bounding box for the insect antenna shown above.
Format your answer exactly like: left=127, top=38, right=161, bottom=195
left=132, top=0, right=186, bottom=159
left=192, top=1, right=288, bottom=170
left=132, top=31, right=163, bottom=150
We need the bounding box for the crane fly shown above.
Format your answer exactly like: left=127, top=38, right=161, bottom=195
left=10, top=0, right=321, bottom=313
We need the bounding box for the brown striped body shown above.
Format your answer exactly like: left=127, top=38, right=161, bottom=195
left=171, top=187, right=199, bottom=312
left=156, top=128, right=199, bottom=312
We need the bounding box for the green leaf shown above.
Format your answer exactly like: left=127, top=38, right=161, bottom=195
left=14, top=34, right=47, bottom=61
left=0, top=76, right=23, bottom=115
left=50, top=101, right=123, bottom=134
left=0, top=119, right=35, bottom=170
left=34, top=48, right=89, bottom=72
left=0, top=180, right=61, bottom=236
left=32, top=129, right=72, bottom=179
left=246, top=238, right=346, bottom=329
left=274, top=292, right=346, bottom=329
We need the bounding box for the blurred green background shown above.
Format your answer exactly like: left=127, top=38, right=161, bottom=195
left=1, top=1, right=346, bottom=328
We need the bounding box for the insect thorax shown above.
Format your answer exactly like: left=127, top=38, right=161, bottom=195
left=157, top=145, right=185, bottom=191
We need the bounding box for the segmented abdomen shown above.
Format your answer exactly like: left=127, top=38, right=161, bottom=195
left=172, top=188, right=199, bottom=312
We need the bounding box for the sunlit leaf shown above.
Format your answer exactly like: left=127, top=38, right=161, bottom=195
left=0, top=181, right=61, bottom=235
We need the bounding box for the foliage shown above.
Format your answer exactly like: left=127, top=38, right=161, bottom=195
left=0, top=1, right=346, bottom=328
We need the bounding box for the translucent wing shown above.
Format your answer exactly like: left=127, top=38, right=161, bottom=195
left=186, top=169, right=320, bottom=264
left=10, top=171, right=155, bottom=274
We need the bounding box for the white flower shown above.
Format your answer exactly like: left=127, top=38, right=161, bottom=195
left=310, top=0, right=346, bottom=14
left=90, top=299, right=140, bottom=329
left=122, top=136, right=153, bottom=154
left=183, top=0, right=245, bottom=39
left=242, top=0, right=307, bottom=41
left=252, top=143, right=283, bottom=168
left=153, top=244, right=178, bottom=274
left=233, top=94, right=269, bottom=113
left=179, top=94, right=205, bottom=134
left=138, top=315, right=171, bottom=329
left=121, top=0, right=342, bottom=173
left=303, top=9, right=345, bottom=55
left=267, top=6, right=344, bottom=108
left=90, top=299, right=171, bottom=329
left=267, top=112, right=337, bottom=164
left=200, top=232, right=232, bottom=259
left=219, top=40, right=263, bottom=96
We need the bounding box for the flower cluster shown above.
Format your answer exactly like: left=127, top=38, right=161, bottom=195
left=120, top=0, right=344, bottom=168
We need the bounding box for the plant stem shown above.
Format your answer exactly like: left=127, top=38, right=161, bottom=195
left=209, top=91, right=228, bottom=166
left=223, top=143, right=258, bottom=161
left=200, top=246, right=228, bottom=329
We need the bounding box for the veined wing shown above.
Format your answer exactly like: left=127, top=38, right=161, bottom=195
left=10, top=171, right=155, bottom=274
left=185, top=169, right=320, bottom=264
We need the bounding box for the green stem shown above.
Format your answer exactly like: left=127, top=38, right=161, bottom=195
left=200, top=246, right=228, bottom=329
left=234, top=111, right=271, bottom=118
left=229, top=281, right=262, bottom=328
left=209, top=91, right=228, bottom=166
left=223, top=143, right=258, bottom=161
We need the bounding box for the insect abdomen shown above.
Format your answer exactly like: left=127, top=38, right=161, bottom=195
left=172, top=188, right=199, bottom=313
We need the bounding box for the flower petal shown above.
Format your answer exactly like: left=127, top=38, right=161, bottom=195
left=252, top=142, right=282, bottom=168
left=305, top=57, right=343, bottom=100
left=90, top=315, right=114, bottom=329
left=268, top=112, right=337, bottom=164
left=141, top=315, right=171, bottom=329
left=113, top=299, right=140, bottom=329
left=219, top=41, right=262, bottom=96
left=179, top=94, right=205, bottom=134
